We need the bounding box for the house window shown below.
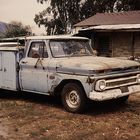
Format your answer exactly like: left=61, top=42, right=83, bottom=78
left=97, top=36, right=111, bottom=57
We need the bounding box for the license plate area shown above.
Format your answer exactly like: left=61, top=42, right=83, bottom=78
left=120, top=86, right=129, bottom=93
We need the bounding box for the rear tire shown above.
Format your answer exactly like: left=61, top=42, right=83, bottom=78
left=61, top=83, right=87, bottom=113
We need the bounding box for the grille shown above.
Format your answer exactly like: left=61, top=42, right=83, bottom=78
left=95, top=72, right=139, bottom=91
left=105, top=75, right=137, bottom=89
left=106, top=77, right=136, bottom=87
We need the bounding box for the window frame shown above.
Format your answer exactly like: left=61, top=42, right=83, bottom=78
left=49, top=39, right=93, bottom=58
left=27, top=41, right=48, bottom=58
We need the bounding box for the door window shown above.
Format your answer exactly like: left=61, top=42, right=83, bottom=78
left=28, top=42, right=48, bottom=58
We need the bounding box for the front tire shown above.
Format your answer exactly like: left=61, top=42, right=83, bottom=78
left=61, top=83, right=87, bottom=113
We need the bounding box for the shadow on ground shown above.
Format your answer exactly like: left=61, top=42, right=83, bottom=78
left=0, top=89, right=138, bottom=115
left=0, top=89, right=62, bottom=107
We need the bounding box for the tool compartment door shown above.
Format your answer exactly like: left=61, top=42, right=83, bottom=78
left=0, top=51, right=17, bottom=90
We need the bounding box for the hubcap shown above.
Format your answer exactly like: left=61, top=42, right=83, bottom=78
left=66, top=90, right=80, bottom=109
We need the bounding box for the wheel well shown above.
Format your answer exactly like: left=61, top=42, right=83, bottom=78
left=53, top=79, right=85, bottom=96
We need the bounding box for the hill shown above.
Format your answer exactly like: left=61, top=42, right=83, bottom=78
left=0, top=22, right=7, bottom=37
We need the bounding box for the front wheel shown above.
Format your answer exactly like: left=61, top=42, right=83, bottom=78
left=61, top=83, right=87, bottom=113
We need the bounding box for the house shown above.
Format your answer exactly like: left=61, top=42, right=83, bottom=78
left=73, top=11, right=140, bottom=58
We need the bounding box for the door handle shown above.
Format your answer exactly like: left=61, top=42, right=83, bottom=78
left=21, top=61, right=27, bottom=64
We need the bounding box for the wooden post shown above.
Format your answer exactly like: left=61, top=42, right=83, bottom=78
left=91, top=32, right=94, bottom=49
left=131, top=32, right=135, bottom=59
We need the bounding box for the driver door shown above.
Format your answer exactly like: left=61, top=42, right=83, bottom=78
left=19, top=41, right=49, bottom=94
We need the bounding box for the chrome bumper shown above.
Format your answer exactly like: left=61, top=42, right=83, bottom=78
left=88, top=84, right=140, bottom=101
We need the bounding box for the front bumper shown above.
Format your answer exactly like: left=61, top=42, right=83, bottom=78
left=88, top=84, right=140, bottom=101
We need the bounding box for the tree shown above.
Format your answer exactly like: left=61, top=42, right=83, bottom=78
left=35, top=0, right=140, bottom=35
left=114, top=0, right=140, bottom=11
left=35, top=0, right=82, bottom=35
left=80, top=0, right=117, bottom=19
left=4, top=21, right=32, bottom=38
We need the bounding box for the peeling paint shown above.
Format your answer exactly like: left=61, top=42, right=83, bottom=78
left=86, top=76, right=95, bottom=84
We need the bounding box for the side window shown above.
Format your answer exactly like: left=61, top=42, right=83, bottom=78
left=28, top=42, right=48, bottom=58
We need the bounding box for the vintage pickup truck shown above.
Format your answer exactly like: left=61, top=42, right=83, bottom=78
left=0, top=35, right=140, bottom=113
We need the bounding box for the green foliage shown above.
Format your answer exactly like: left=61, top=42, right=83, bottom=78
left=35, top=0, right=140, bottom=35
left=4, top=21, right=32, bottom=38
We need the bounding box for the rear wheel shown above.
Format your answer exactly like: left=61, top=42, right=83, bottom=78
left=61, top=83, right=87, bottom=113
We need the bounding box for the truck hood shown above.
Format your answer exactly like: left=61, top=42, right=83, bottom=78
left=55, top=56, right=140, bottom=75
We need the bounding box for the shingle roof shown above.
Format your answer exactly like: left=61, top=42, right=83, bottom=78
left=74, top=11, right=140, bottom=27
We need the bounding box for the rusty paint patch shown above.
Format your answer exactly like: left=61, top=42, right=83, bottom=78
left=86, top=76, right=95, bottom=84
left=49, top=75, right=55, bottom=80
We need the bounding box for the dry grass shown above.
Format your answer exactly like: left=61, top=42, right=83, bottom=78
left=0, top=90, right=140, bottom=140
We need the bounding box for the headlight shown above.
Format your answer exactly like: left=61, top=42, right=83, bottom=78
left=137, top=74, right=140, bottom=83
left=95, top=80, right=106, bottom=91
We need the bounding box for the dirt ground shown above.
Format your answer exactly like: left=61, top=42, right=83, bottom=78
left=0, top=90, right=140, bottom=140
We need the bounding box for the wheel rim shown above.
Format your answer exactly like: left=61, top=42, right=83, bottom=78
left=66, top=90, right=80, bottom=109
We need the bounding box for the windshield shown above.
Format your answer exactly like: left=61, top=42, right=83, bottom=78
left=50, top=39, right=94, bottom=58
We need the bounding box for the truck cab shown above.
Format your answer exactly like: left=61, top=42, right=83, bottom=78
left=1, top=35, right=140, bottom=113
